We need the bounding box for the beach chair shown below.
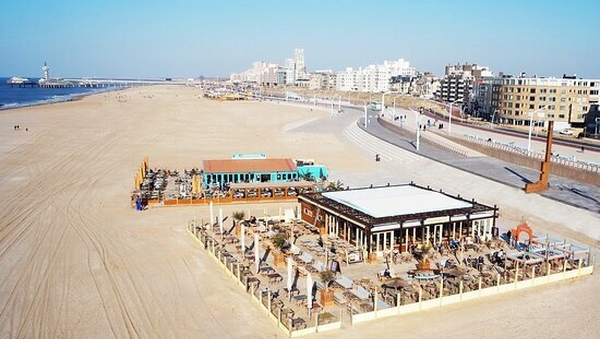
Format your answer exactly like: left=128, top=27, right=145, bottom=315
left=353, top=286, right=370, bottom=301
left=334, top=291, right=347, bottom=306
left=297, top=252, right=314, bottom=265
left=375, top=297, right=389, bottom=310
left=334, top=275, right=354, bottom=290
left=290, top=244, right=302, bottom=256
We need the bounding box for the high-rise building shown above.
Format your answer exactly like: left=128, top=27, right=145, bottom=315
left=295, top=48, right=306, bottom=75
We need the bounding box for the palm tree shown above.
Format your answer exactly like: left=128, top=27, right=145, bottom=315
left=232, top=210, right=245, bottom=223
left=300, top=171, right=315, bottom=182
left=326, top=180, right=344, bottom=191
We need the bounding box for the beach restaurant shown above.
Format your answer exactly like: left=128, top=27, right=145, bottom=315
left=202, top=153, right=328, bottom=189
left=298, top=183, right=499, bottom=255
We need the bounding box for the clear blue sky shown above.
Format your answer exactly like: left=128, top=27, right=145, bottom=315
left=1, top=0, right=598, bottom=79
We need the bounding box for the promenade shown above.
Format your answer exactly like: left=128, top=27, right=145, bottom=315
left=358, top=106, right=600, bottom=214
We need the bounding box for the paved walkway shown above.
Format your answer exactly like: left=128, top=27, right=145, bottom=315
left=358, top=107, right=600, bottom=214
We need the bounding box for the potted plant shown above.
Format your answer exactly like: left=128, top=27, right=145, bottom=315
left=271, top=233, right=288, bottom=267
left=232, top=211, right=245, bottom=237
left=318, top=270, right=336, bottom=306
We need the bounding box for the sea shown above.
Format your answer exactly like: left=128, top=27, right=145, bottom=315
left=0, top=77, right=113, bottom=110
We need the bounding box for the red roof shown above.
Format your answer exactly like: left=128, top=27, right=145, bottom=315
left=203, top=158, right=297, bottom=173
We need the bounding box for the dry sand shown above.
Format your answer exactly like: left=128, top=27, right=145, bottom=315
left=0, top=86, right=598, bottom=339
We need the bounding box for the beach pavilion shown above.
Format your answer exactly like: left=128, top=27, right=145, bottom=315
left=202, top=154, right=328, bottom=189
left=298, top=183, right=499, bottom=255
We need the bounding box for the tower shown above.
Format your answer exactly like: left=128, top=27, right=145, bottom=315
left=294, top=48, right=305, bottom=75
left=42, top=62, right=50, bottom=80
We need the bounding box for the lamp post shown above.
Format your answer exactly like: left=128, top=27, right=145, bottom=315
left=490, top=109, right=499, bottom=129
left=527, top=107, right=545, bottom=153
left=362, top=100, right=369, bottom=128
left=382, top=92, right=390, bottom=116
left=414, top=108, right=422, bottom=150
left=448, top=98, right=463, bottom=135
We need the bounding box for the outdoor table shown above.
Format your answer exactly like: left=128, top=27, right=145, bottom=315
left=267, top=273, right=283, bottom=284
left=291, top=317, right=306, bottom=330
left=260, top=266, right=275, bottom=276
left=293, top=294, right=307, bottom=306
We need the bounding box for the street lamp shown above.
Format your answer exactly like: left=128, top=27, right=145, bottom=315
left=382, top=92, right=391, bottom=116
left=415, top=109, right=421, bottom=150
left=490, top=109, right=499, bottom=129
left=527, top=107, right=545, bottom=153
left=362, top=100, right=369, bottom=128
left=448, top=98, right=463, bottom=135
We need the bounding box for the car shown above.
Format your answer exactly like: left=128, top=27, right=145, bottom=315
left=559, top=128, right=574, bottom=135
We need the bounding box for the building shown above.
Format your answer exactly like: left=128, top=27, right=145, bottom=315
left=436, top=63, right=493, bottom=105
left=476, top=74, right=600, bottom=128
left=298, top=183, right=499, bottom=255
left=230, top=48, right=308, bottom=87
left=309, top=70, right=337, bottom=90
left=202, top=154, right=328, bottom=189
left=583, top=104, right=600, bottom=138
left=336, top=59, right=417, bottom=93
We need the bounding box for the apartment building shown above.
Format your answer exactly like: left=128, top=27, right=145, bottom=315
left=489, top=75, right=600, bottom=127
left=336, top=58, right=416, bottom=92
left=436, top=63, right=493, bottom=104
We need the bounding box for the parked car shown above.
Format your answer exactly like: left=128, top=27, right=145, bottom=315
left=559, top=128, right=574, bottom=135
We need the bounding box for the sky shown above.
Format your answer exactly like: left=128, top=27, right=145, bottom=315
left=1, top=0, right=598, bottom=79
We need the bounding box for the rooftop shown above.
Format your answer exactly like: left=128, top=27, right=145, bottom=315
left=322, top=184, right=473, bottom=218
left=203, top=158, right=297, bottom=173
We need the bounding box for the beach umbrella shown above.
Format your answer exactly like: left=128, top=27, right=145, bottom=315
left=219, top=208, right=224, bottom=234
left=287, top=256, right=293, bottom=292
left=445, top=266, right=468, bottom=278
left=241, top=223, right=246, bottom=253
left=209, top=202, right=214, bottom=228
left=306, top=272, right=313, bottom=310
left=382, top=277, right=411, bottom=290
left=254, top=233, right=260, bottom=273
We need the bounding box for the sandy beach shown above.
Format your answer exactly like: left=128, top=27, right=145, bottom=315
left=0, top=85, right=598, bottom=339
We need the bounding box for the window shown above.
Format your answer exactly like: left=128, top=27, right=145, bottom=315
left=517, top=95, right=521, bottom=100
left=539, top=96, right=546, bottom=101
left=508, top=102, right=513, bottom=108
left=529, top=96, right=535, bottom=101
left=558, top=114, right=565, bottom=118
left=560, top=97, right=566, bottom=102
left=516, top=103, right=521, bottom=108
left=550, top=89, right=557, bottom=94
left=549, top=97, right=556, bottom=102
left=530, top=88, right=536, bottom=93
left=529, top=104, right=535, bottom=109
left=559, top=106, right=566, bottom=111
left=582, top=106, right=588, bottom=111
left=547, top=113, right=555, bottom=118
left=540, top=88, right=547, bottom=93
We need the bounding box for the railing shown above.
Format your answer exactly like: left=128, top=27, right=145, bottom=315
left=460, top=134, right=600, bottom=174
